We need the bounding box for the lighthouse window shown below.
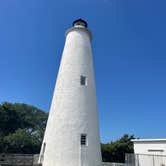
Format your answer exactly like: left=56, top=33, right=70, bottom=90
left=42, top=142, right=46, bottom=155
left=80, top=76, right=87, bottom=86
left=39, top=142, right=46, bottom=163
left=81, top=134, right=87, bottom=146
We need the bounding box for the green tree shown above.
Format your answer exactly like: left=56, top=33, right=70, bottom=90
left=101, top=134, right=135, bottom=163
left=3, top=129, right=40, bottom=154
left=0, top=102, right=48, bottom=154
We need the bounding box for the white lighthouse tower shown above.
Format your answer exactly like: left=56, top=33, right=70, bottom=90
left=39, top=19, right=102, bottom=166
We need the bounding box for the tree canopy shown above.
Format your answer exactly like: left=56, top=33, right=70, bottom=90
left=101, top=134, right=135, bottom=163
left=0, top=102, right=48, bottom=154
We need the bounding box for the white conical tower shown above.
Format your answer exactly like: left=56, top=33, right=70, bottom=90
left=39, top=19, right=102, bottom=166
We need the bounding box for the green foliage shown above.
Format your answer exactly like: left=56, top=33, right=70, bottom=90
left=0, top=102, right=48, bottom=154
left=3, top=129, right=40, bottom=154
left=101, top=134, right=135, bottom=163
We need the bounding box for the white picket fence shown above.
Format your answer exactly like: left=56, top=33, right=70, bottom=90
left=125, top=153, right=166, bottom=166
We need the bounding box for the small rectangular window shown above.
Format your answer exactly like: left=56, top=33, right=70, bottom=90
left=39, top=142, right=46, bottom=163
left=80, top=76, right=87, bottom=86
left=42, top=142, right=46, bottom=154
left=81, top=134, right=87, bottom=146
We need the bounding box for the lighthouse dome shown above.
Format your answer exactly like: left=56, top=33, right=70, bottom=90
left=73, top=18, right=88, bottom=28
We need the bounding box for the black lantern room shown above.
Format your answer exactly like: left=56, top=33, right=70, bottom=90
left=73, top=18, right=88, bottom=28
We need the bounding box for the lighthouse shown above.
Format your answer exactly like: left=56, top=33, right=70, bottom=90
left=39, top=19, right=102, bottom=166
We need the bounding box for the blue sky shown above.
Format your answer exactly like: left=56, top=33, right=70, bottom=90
left=0, top=0, right=166, bottom=143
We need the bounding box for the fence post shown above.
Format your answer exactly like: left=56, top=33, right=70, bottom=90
left=153, top=155, right=155, bottom=166
left=136, top=154, right=139, bottom=166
